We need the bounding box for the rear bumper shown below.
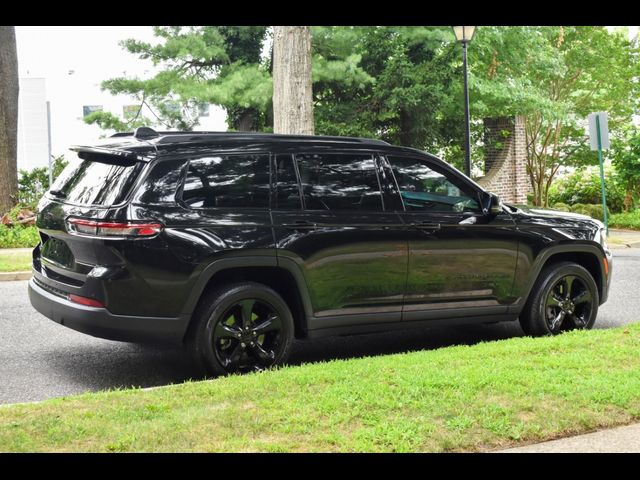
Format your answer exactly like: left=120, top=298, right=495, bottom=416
left=28, top=277, right=189, bottom=344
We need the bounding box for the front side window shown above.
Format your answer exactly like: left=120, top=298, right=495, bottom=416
left=295, top=153, right=383, bottom=211
left=387, top=155, right=481, bottom=213
left=182, top=154, right=270, bottom=208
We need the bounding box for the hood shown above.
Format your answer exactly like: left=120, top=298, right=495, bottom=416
left=504, top=203, right=605, bottom=242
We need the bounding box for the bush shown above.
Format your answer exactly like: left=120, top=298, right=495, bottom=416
left=17, top=155, right=68, bottom=210
left=548, top=166, right=626, bottom=213
left=610, top=209, right=640, bottom=230
left=551, top=202, right=571, bottom=212
left=0, top=225, right=40, bottom=248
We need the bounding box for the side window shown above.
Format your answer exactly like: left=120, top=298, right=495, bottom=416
left=182, top=154, right=270, bottom=208
left=274, top=155, right=302, bottom=209
left=296, top=153, right=383, bottom=211
left=387, top=156, right=481, bottom=213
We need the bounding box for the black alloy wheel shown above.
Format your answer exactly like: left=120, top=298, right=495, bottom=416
left=543, top=274, right=594, bottom=333
left=213, top=298, right=283, bottom=372
left=188, top=282, right=295, bottom=376
left=519, top=261, right=599, bottom=337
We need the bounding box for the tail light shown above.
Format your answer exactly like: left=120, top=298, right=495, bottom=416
left=66, top=217, right=163, bottom=238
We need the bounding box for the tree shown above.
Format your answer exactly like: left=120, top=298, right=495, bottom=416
left=469, top=26, right=640, bottom=206
left=273, top=26, right=314, bottom=135
left=86, top=26, right=270, bottom=132
left=0, top=26, right=19, bottom=213
left=613, top=126, right=640, bottom=211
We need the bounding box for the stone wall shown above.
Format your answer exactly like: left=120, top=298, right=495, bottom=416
left=476, top=115, right=530, bottom=204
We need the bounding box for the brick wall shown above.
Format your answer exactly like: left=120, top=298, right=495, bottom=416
left=476, top=115, right=530, bottom=204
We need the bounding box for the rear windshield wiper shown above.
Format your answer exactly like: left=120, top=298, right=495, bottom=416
left=49, top=189, right=66, bottom=198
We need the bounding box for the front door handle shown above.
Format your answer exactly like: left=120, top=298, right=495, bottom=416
left=284, top=220, right=317, bottom=230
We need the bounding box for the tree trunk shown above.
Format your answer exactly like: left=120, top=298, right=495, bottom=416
left=0, top=26, right=19, bottom=213
left=272, top=26, right=314, bottom=135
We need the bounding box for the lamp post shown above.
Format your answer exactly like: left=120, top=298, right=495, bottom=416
left=452, top=26, right=476, bottom=178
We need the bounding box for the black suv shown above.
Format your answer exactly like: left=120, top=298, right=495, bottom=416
left=29, top=128, right=612, bottom=375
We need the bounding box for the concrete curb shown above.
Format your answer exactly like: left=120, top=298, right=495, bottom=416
left=0, top=271, right=31, bottom=282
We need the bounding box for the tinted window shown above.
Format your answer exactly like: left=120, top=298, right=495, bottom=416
left=182, top=154, right=270, bottom=208
left=296, top=153, right=383, bottom=211
left=274, top=155, right=302, bottom=209
left=50, top=153, right=144, bottom=207
left=388, top=156, right=481, bottom=213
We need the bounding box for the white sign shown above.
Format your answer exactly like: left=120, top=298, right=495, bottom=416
left=588, top=112, right=610, bottom=150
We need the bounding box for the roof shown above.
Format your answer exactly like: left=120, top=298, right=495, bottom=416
left=71, top=127, right=429, bottom=161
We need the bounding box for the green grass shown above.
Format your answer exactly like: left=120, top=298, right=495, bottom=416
left=2, top=324, right=640, bottom=452
left=610, top=210, right=640, bottom=230
left=0, top=248, right=32, bottom=272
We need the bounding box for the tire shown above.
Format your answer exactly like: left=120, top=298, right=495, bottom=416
left=186, top=282, right=295, bottom=376
left=519, top=261, right=599, bottom=337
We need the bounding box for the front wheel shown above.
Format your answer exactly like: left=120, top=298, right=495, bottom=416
left=187, top=282, right=295, bottom=376
left=519, top=262, right=599, bottom=337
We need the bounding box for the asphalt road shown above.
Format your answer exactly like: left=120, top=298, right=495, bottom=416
left=1, top=249, right=639, bottom=405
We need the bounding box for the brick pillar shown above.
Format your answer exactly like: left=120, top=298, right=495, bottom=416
left=476, top=115, right=530, bottom=204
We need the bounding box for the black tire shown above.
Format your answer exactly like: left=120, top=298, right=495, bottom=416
left=519, top=261, right=599, bottom=337
left=186, top=282, right=295, bottom=376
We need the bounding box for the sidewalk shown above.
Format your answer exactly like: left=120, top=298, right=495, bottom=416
left=499, top=423, right=640, bottom=453
left=609, top=228, right=640, bottom=249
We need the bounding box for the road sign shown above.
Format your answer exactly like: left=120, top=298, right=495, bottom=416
left=589, top=112, right=609, bottom=150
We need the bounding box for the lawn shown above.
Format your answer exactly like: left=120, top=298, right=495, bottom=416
left=2, top=324, right=640, bottom=452
left=0, top=248, right=32, bottom=272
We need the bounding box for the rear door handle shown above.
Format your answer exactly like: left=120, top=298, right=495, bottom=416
left=284, top=220, right=317, bottom=230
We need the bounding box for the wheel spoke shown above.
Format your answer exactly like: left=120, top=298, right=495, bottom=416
left=572, top=290, right=593, bottom=305
left=549, top=310, right=566, bottom=331
left=252, top=314, right=282, bottom=336
left=572, top=313, right=587, bottom=328
left=250, top=342, right=275, bottom=365
left=215, top=322, right=241, bottom=340
left=222, top=343, right=244, bottom=371
left=234, top=299, right=255, bottom=329
left=546, top=294, right=562, bottom=308
left=562, top=276, right=577, bottom=299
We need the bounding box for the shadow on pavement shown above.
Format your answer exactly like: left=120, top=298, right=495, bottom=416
left=41, top=320, right=526, bottom=392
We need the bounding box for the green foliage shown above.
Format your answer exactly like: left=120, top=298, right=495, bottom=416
left=612, top=126, right=640, bottom=210
left=17, top=156, right=68, bottom=210
left=610, top=209, right=640, bottom=230
left=89, top=26, right=269, bottom=133
left=0, top=225, right=39, bottom=248
left=551, top=202, right=570, bottom=212
left=548, top=166, right=626, bottom=213
left=84, top=111, right=152, bottom=132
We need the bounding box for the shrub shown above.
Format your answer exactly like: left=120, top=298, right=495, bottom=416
left=610, top=209, right=640, bottom=230
left=0, top=225, right=40, bottom=248
left=584, top=204, right=610, bottom=222
left=17, top=155, right=68, bottom=210
left=548, top=166, right=626, bottom=213
left=552, top=202, right=571, bottom=212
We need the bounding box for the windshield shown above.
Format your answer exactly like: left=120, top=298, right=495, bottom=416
left=50, top=152, right=145, bottom=207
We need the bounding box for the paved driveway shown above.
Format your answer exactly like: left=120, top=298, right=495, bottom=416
left=1, top=249, right=638, bottom=405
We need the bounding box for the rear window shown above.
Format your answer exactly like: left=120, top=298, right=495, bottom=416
left=50, top=153, right=145, bottom=207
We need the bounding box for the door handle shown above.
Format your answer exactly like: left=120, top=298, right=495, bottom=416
left=284, top=220, right=317, bottom=230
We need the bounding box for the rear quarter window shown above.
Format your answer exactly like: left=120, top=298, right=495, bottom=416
left=50, top=153, right=145, bottom=207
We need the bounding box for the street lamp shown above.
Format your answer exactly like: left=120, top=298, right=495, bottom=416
left=452, top=26, right=476, bottom=178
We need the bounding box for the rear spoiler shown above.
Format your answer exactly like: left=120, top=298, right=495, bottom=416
left=69, top=146, right=153, bottom=164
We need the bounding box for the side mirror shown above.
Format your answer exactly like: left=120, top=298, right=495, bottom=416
left=482, top=192, right=503, bottom=216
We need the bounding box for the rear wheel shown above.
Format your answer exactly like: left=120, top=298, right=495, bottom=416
left=519, top=262, right=599, bottom=336
left=187, top=282, right=295, bottom=376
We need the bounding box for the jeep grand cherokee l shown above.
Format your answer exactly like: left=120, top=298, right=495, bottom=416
left=29, top=127, right=613, bottom=375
